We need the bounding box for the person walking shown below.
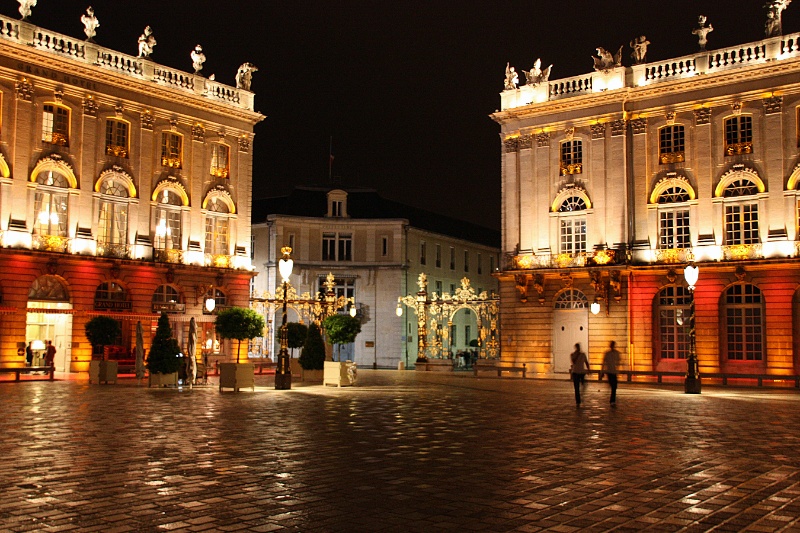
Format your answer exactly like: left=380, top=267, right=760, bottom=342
left=600, top=340, right=621, bottom=406
left=570, top=343, right=590, bottom=406
left=45, top=340, right=56, bottom=369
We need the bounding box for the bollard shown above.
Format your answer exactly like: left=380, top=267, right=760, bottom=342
left=398, top=361, right=405, bottom=370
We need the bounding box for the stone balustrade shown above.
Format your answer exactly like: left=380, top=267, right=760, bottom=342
left=0, top=19, right=255, bottom=111
left=501, top=31, right=800, bottom=111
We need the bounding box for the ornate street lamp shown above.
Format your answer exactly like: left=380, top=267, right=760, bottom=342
left=683, top=263, right=701, bottom=394
left=275, top=246, right=293, bottom=390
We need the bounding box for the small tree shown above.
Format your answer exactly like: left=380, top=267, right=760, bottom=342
left=84, top=316, right=122, bottom=359
left=146, top=312, right=182, bottom=374
left=298, top=323, right=325, bottom=370
left=322, top=314, right=362, bottom=362
left=215, top=306, right=265, bottom=363
left=286, top=322, right=308, bottom=358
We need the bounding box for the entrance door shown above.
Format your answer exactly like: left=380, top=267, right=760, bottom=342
left=552, top=289, right=589, bottom=373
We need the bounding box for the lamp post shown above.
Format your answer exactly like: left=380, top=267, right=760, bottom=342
left=683, top=263, right=701, bottom=394
left=275, top=246, right=293, bottom=390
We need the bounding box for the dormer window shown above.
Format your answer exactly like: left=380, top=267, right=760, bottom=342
left=326, top=189, right=348, bottom=217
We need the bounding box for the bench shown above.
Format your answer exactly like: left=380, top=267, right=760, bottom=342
left=474, top=362, right=526, bottom=378
left=0, top=366, right=55, bottom=382
left=619, top=370, right=685, bottom=383
left=618, top=371, right=800, bottom=388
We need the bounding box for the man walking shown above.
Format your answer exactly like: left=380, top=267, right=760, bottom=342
left=600, top=341, right=621, bottom=406
left=570, top=343, right=590, bottom=406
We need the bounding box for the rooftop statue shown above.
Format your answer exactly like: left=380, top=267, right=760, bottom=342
left=765, top=0, right=792, bottom=37
left=522, top=58, right=552, bottom=87
left=137, top=26, right=157, bottom=58
left=592, top=46, right=622, bottom=71
left=235, top=62, right=258, bottom=90
left=630, top=35, right=650, bottom=65
left=81, top=7, right=99, bottom=42
left=191, top=44, right=206, bottom=74
left=17, top=0, right=36, bottom=20
left=504, top=62, right=518, bottom=90
left=692, top=15, right=713, bottom=50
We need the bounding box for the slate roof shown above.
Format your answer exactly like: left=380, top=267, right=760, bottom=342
left=252, top=186, right=500, bottom=248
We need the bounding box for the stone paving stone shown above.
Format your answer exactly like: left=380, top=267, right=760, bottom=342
left=3, top=371, right=800, bottom=531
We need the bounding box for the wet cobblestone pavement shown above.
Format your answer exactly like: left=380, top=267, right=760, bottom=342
left=1, top=370, right=800, bottom=532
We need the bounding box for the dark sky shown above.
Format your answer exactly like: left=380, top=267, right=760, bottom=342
left=11, top=1, right=798, bottom=230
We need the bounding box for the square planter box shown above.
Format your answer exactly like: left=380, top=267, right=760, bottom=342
left=89, top=360, right=118, bottom=384
left=323, top=360, right=357, bottom=387
left=301, top=368, right=324, bottom=382
left=149, top=372, right=178, bottom=387
left=219, top=362, right=255, bottom=392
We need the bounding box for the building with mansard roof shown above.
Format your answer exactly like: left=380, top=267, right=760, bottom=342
left=0, top=11, right=263, bottom=372
left=251, top=186, right=500, bottom=369
left=493, top=13, right=800, bottom=379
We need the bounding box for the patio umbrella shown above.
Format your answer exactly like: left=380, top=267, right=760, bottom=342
left=187, top=317, right=197, bottom=385
left=135, top=321, right=145, bottom=381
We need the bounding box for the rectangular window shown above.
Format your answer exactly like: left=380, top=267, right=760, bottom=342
left=288, top=233, right=295, bottom=251
left=331, top=201, right=343, bottom=217
left=659, top=209, right=690, bottom=249
left=210, top=144, right=229, bottom=178
left=161, top=132, right=183, bottom=168
left=382, top=236, right=388, bottom=257
left=560, top=217, right=586, bottom=254
left=105, top=119, right=129, bottom=157
left=204, top=216, right=229, bottom=254
left=659, top=125, right=685, bottom=164
left=322, top=233, right=336, bottom=261
left=464, top=250, right=469, bottom=272
left=435, top=281, right=443, bottom=295
left=42, top=104, right=69, bottom=146
left=489, top=255, right=495, bottom=272
left=435, top=244, right=441, bottom=268
left=725, top=116, right=753, bottom=155
left=465, top=325, right=471, bottom=345
left=449, top=247, right=456, bottom=270
left=317, top=276, right=355, bottom=310
left=450, top=324, right=457, bottom=346
left=420, top=241, right=426, bottom=265
left=450, top=283, right=456, bottom=294
left=725, top=204, right=759, bottom=244
left=477, top=253, right=482, bottom=275
left=154, top=207, right=181, bottom=250
left=560, top=140, right=582, bottom=175
left=98, top=201, right=128, bottom=245
left=726, top=307, right=763, bottom=360
left=250, top=235, right=255, bottom=260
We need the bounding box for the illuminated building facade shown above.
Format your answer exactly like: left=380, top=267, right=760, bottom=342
left=0, top=13, right=262, bottom=371
left=493, top=26, right=800, bottom=377
left=251, top=187, right=500, bottom=368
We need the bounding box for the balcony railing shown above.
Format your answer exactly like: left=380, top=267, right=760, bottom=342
left=106, top=145, right=128, bottom=158
left=659, top=151, right=685, bottom=164
left=205, top=253, right=231, bottom=268
left=721, top=243, right=763, bottom=261
left=32, top=234, right=68, bottom=253
left=559, top=162, right=583, bottom=176
left=653, top=248, right=692, bottom=264
left=154, top=248, right=183, bottom=264
left=97, top=242, right=130, bottom=259
left=725, top=142, right=753, bottom=156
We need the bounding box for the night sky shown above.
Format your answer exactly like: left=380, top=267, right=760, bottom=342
left=8, top=1, right=798, bottom=230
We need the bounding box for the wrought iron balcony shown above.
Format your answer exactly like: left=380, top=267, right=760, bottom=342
left=659, top=151, right=685, bottom=164
left=721, top=243, right=762, bottom=261
left=725, top=142, right=753, bottom=156
left=32, top=234, right=68, bottom=253
left=653, top=247, right=692, bottom=264
left=205, top=253, right=232, bottom=268
left=154, top=248, right=183, bottom=264
left=97, top=242, right=130, bottom=259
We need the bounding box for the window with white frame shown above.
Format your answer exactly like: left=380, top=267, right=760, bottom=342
left=322, top=232, right=352, bottom=261
left=659, top=125, right=685, bottom=164
left=657, top=186, right=691, bottom=249
left=33, top=171, right=69, bottom=237
left=204, top=198, right=230, bottom=255
left=724, top=116, right=753, bottom=156
left=97, top=179, right=130, bottom=245
left=558, top=196, right=587, bottom=254
left=560, top=140, right=582, bottom=175
left=723, top=283, right=764, bottom=361
left=154, top=189, right=183, bottom=250
left=656, top=286, right=691, bottom=360
left=42, top=104, right=70, bottom=146
left=723, top=178, right=760, bottom=245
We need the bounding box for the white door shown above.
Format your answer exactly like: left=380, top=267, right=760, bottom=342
left=552, top=289, right=589, bottom=373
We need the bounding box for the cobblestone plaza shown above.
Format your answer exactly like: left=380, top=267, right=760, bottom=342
left=2, top=371, right=800, bottom=532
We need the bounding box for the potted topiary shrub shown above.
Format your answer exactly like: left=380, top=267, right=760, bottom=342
left=215, top=306, right=265, bottom=392
left=146, top=312, right=183, bottom=387
left=85, top=315, right=122, bottom=384
left=298, top=323, right=325, bottom=382
left=321, top=314, right=361, bottom=387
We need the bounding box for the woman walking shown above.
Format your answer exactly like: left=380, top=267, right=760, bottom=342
left=570, top=343, right=590, bottom=406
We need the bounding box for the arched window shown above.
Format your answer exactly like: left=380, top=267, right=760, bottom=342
left=554, top=289, right=588, bottom=309
left=722, top=283, right=764, bottom=361
left=97, top=177, right=130, bottom=252
left=28, top=275, right=69, bottom=301
left=655, top=286, right=691, bottom=360
left=723, top=177, right=760, bottom=245
left=95, top=282, right=126, bottom=302
left=657, top=185, right=691, bottom=249
left=203, top=288, right=227, bottom=314
left=33, top=170, right=69, bottom=237
left=659, top=125, right=685, bottom=164
left=204, top=197, right=231, bottom=255
left=557, top=196, right=586, bottom=254
left=154, top=189, right=183, bottom=250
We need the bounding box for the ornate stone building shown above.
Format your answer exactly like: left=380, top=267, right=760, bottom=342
left=0, top=12, right=262, bottom=371
left=251, top=187, right=500, bottom=369
left=493, top=15, right=800, bottom=378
